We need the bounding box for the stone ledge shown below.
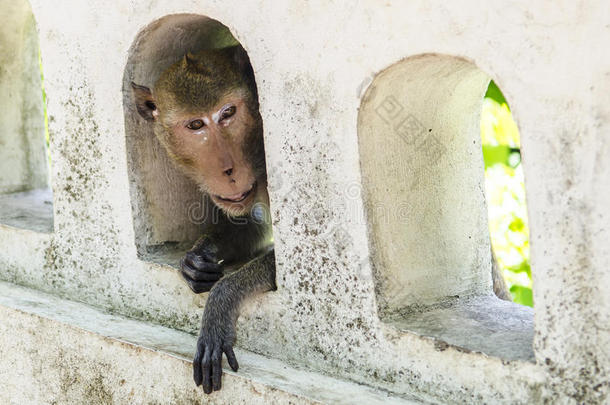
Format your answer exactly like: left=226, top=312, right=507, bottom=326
left=0, top=281, right=422, bottom=404
left=389, top=295, right=534, bottom=362
left=0, top=188, right=53, bottom=233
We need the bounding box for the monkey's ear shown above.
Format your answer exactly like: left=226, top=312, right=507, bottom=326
left=183, top=52, right=197, bottom=67
left=131, top=82, right=158, bottom=121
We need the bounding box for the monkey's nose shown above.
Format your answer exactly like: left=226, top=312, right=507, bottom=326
left=223, top=168, right=233, bottom=176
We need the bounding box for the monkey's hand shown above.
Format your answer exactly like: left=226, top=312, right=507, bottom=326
left=193, top=251, right=276, bottom=394
left=193, top=282, right=239, bottom=394
left=180, top=237, right=224, bottom=293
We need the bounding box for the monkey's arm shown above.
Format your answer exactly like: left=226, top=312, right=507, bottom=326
left=193, top=249, right=276, bottom=393
left=181, top=211, right=272, bottom=293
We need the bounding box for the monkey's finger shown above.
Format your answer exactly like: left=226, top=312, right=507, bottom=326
left=193, top=344, right=204, bottom=386
left=180, top=260, right=223, bottom=281
left=223, top=345, right=239, bottom=372
left=180, top=267, right=218, bottom=293
left=202, top=347, right=213, bottom=394
left=187, top=279, right=218, bottom=294
left=185, top=252, right=223, bottom=272
left=212, top=347, right=222, bottom=391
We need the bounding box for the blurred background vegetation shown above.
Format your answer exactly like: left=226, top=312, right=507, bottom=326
left=481, top=81, right=532, bottom=306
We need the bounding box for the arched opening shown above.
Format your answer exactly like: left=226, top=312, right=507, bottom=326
left=0, top=0, right=53, bottom=233
left=358, top=54, right=533, bottom=361
left=122, top=14, right=248, bottom=263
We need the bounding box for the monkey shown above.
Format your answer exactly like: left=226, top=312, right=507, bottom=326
left=131, top=45, right=275, bottom=394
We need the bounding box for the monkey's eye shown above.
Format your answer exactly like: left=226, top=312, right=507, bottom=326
left=187, top=119, right=205, bottom=130
left=220, top=106, right=236, bottom=121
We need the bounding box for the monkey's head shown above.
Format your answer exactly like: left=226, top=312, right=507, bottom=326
left=132, top=46, right=267, bottom=217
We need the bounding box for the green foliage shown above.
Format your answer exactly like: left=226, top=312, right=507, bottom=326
left=510, top=285, right=533, bottom=307
left=484, top=80, right=508, bottom=106
left=482, top=145, right=511, bottom=167
left=481, top=81, right=532, bottom=307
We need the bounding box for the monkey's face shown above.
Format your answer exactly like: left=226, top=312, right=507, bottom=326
left=131, top=47, right=267, bottom=218
left=158, top=90, right=265, bottom=216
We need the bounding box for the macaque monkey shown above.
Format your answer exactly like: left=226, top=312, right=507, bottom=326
left=132, top=46, right=274, bottom=394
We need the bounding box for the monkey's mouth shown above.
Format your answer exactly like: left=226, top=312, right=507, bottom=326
left=215, top=182, right=256, bottom=203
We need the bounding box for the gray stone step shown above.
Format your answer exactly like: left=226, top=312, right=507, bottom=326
left=0, top=280, right=423, bottom=404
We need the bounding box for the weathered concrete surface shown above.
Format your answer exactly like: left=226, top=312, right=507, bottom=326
left=0, top=281, right=420, bottom=405
left=359, top=54, right=493, bottom=313
left=0, top=188, right=53, bottom=233
left=0, top=0, right=49, bottom=194
left=0, top=0, right=606, bottom=404
left=391, top=295, right=534, bottom=362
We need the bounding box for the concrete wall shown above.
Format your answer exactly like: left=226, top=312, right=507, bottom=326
left=0, top=0, right=48, bottom=194
left=0, top=0, right=608, bottom=403
left=359, top=54, right=492, bottom=313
